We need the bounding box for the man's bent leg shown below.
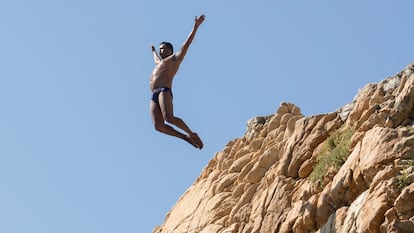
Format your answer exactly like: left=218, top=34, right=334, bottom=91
left=165, top=116, right=203, bottom=149
left=158, top=92, right=193, bottom=134
left=158, top=92, right=203, bottom=149
left=150, top=101, right=198, bottom=148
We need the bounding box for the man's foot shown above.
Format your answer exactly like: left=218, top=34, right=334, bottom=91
left=190, top=133, right=203, bottom=149
left=185, top=135, right=200, bottom=149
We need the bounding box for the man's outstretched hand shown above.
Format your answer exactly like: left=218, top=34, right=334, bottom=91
left=195, top=15, right=205, bottom=28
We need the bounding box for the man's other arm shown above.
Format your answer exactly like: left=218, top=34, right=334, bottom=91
left=151, top=45, right=162, bottom=64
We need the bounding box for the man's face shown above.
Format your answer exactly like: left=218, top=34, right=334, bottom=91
left=159, top=44, right=172, bottom=58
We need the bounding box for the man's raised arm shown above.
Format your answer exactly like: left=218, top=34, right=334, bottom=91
left=151, top=45, right=162, bottom=64
left=175, top=15, right=205, bottom=61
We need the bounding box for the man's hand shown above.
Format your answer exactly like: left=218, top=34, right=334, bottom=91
left=151, top=44, right=161, bottom=63
left=195, top=15, right=205, bottom=28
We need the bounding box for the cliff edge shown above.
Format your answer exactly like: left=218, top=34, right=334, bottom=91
left=153, top=63, right=414, bottom=233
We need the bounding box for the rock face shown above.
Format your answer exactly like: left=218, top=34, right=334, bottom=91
left=153, top=63, right=414, bottom=233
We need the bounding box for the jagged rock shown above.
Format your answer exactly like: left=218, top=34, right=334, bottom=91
left=153, top=62, right=414, bottom=233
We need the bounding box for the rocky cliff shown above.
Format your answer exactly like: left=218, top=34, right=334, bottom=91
left=153, top=63, right=414, bottom=233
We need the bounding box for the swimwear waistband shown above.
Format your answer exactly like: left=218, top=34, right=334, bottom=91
left=152, top=87, right=172, bottom=93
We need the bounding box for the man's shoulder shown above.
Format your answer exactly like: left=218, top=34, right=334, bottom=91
left=165, top=54, right=182, bottom=64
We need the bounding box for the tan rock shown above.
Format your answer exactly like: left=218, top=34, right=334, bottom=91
left=153, top=62, right=414, bottom=233
left=394, top=183, right=414, bottom=215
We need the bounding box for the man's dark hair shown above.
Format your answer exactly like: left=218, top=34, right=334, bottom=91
left=160, top=41, right=174, bottom=53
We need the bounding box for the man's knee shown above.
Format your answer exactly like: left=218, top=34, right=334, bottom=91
left=164, top=115, right=178, bottom=124
left=154, top=122, right=166, bottom=133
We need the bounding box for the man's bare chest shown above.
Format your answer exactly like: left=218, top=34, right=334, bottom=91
left=155, top=60, right=179, bottom=75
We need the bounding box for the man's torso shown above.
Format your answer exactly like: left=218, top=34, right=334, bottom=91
left=150, top=55, right=180, bottom=91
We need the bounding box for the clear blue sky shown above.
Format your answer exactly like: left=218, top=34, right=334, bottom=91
left=1, top=1, right=413, bottom=232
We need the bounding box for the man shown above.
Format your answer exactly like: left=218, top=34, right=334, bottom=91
left=149, top=15, right=205, bottom=149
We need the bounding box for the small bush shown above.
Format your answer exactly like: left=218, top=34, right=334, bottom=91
left=407, top=158, right=414, bottom=166
left=310, top=128, right=354, bottom=186
left=397, top=171, right=410, bottom=188
left=397, top=158, right=414, bottom=188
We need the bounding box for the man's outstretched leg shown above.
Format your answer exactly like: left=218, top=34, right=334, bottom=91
left=158, top=92, right=203, bottom=149
left=164, top=115, right=203, bottom=149
left=150, top=100, right=201, bottom=149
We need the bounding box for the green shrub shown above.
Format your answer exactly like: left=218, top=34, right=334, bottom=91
left=310, top=128, right=354, bottom=186
left=407, top=158, right=414, bottom=166
left=397, top=158, right=414, bottom=188
left=397, top=171, right=410, bottom=188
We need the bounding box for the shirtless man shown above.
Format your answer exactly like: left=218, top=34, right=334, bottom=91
left=149, top=15, right=205, bottom=149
